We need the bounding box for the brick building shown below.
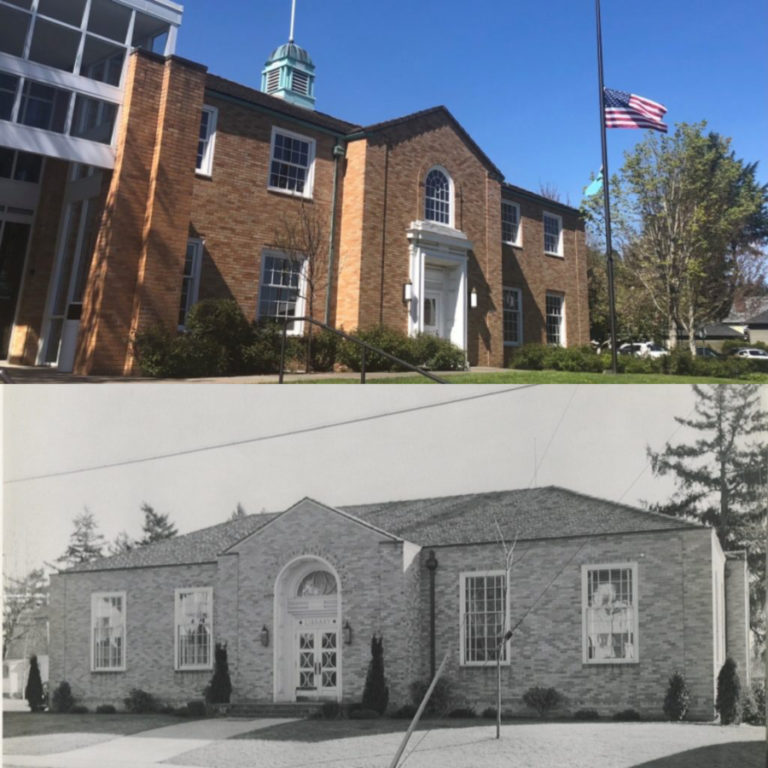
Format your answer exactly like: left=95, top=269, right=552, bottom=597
left=1, top=0, right=588, bottom=375
left=49, top=488, right=750, bottom=719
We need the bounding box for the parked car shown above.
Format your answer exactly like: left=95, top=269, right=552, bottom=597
left=695, top=347, right=722, bottom=359
left=618, top=342, right=669, bottom=359
left=731, top=347, right=768, bottom=359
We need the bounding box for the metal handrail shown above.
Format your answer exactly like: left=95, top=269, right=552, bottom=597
left=278, top=317, right=448, bottom=384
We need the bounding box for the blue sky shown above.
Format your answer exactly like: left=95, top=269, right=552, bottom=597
left=176, top=0, right=768, bottom=207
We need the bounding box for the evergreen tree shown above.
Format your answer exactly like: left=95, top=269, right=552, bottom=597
left=205, top=643, right=232, bottom=704
left=716, top=657, right=742, bottom=724
left=138, top=502, right=178, bottom=545
left=663, top=671, right=690, bottom=721
left=230, top=502, right=247, bottom=520
left=362, top=635, right=389, bottom=715
left=3, top=568, right=47, bottom=658
left=25, top=655, right=45, bottom=712
left=109, top=531, right=135, bottom=555
left=648, top=385, right=767, bottom=643
left=57, top=509, right=104, bottom=567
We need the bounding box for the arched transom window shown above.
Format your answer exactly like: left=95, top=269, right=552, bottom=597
left=425, top=168, right=452, bottom=225
left=297, top=570, right=337, bottom=596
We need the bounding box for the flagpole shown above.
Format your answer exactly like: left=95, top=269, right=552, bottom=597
left=595, top=0, right=618, bottom=375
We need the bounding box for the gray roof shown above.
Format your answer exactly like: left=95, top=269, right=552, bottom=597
left=64, top=488, right=701, bottom=573
left=747, top=309, right=768, bottom=326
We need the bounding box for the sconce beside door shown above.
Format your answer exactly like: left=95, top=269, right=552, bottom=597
left=260, top=625, right=270, bottom=647
left=469, top=287, right=478, bottom=309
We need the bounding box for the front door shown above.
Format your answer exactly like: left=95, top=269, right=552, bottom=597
left=296, top=628, right=338, bottom=699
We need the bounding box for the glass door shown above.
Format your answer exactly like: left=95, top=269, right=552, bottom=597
left=296, top=628, right=338, bottom=698
left=0, top=220, right=32, bottom=359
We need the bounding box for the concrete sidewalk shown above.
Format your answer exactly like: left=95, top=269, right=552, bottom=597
left=3, top=717, right=291, bottom=768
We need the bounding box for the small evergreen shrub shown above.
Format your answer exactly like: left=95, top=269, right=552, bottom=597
left=175, top=706, right=191, bottom=718
left=307, top=328, right=339, bottom=372
left=51, top=681, right=75, bottom=713
left=612, top=709, right=641, bottom=721
left=391, top=704, right=418, bottom=719
left=510, top=344, right=550, bottom=370
left=448, top=706, right=476, bottom=718
left=663, top=671, right=690, bottom=721
left=362, top=635, right=389, bottom=715
left=70, top=705, right=89, bottom=714
left=96, top=704, right=117, bottom=714
left=123, top=688, right=157, bottom=714
left=481, top=707, right=498, bottom=719
left=185, top=299, right=254, bottom=374
left=205, top=643, right=232, bottom=704
left=409, top=678, right=454, bottom=715
left=410, top=333, right=466, bottom=371
left=574, top=708, right=599, bottom=720
left=186, top=700, right=207, bottom=718
left=742, top=680, right=766, bottom=726
left=25, top=655, right=45, bottom=712
left=321, top=701, right=341, bottom=720
left=522, top=687, right=564, bottom=717
left=716, top=658, right=741, bottom=725
left=349, top=707, right=380, bottom=720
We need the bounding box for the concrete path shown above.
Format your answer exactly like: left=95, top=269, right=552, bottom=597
left=3, top=717, right=293, bottom=768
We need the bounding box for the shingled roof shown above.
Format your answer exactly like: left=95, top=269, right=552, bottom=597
left=64, top=488, right=701, bottom=573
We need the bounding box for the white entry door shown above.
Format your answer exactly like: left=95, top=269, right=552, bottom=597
left=423, top=290, right=442, bottom=337
left=296, top=628, right=338, bottom=698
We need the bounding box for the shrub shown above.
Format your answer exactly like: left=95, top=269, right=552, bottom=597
left=448, top=707, right=476, bottom=718
left=742, top=680, right=766, bottom=726
left=205, top=643, right=232, bottom=705
left=663, top=671, right=690, bottom=721
left=391, top=704, right=418, bottom=719
left=522, top=687, right=564, bottom=717
left=96, top=704, right=117, bottom=714
left=175, top=706, right=191, bottom=717
left=613, top=709, right=641, bottom=721
left=716, top=657, right=741, bottom=725
left=349, top=707, right=380, bottom=720
left=481, top=707, right=498, bottom=719
left=321, top=701, right=341, bottom=720
left=307, top=328, right=339, bottom=372
left=362, top=635, right=389, bottom=715
left=25, top=655, right=45, bottom=712
left=70, top=705, right=89, bottom=714
left=186, top=700, right=207, bottom=718
left=123, top=688, right=157, bottom=714
left=51, top=681, right=75, bottom=713
left=409, top=678, right=454, bottom=716
left=510, top=344, right=550, bottom=370
left=185, top=299, right=254, bottom=374
left=574, top=708, right=599, bottom=720
left=410, top=333, right=466, bottom=371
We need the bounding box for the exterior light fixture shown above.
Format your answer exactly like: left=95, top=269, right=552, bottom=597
left=343, top=620, right=352, bottom=645
left=470, top=287, right=478, bottom=309
left=403, top=281, right=413, bottom=303
left=260, top=625, right=270, bottom=647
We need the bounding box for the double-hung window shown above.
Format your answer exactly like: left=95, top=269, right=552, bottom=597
left=543, top=212, right=563, bottom=256
left=502, top=202, right=521, bottom=246
left=91, top=592, right=126, bottom=671
left=268, top=127, right=315, bottom=197
left=545, top=292, right=565, bottom=346
left=257, top=251, right=306, bottom=334
left=179, top=239, right=203, bottom=328
left=582, top=563, right=638, bottom=663
left=503, top=287, right=522, bottom=346
left=196, top=106, right=218, bottom=176
left=424, top=167, right=452, bottom=226
left=175, top=588, right=213, bottom=670
left=460, top=571, right=508, bottom=665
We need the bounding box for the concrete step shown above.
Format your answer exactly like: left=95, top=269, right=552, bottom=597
left=229, top=700, right=326, bottom=719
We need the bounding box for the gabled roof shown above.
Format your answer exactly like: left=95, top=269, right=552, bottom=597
left=62, top=488, right=701, bottom=573
left=502, top=182, right=582, bottom=217
left=342, top=487, right=703, bottom=547
left=746, top=308, right=768, bottom=327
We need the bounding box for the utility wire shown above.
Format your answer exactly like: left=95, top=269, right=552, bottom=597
left=5, top=385, right=539, bottom=485
left=528, top=386, right=578, bottom=487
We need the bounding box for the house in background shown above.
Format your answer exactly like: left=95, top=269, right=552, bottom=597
left=3, top=605, right=49, bottom=699
left=2, top=2, right=588, bottom=375
left=49, top=488, right=750, bottom=719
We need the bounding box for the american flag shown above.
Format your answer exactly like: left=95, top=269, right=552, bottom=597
left=604, top=88, right=668, bottom=132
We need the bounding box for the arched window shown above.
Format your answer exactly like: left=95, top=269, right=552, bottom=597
left=297, top=570, right=337, bottom=596
left=424, top=168, right=452, bottom=225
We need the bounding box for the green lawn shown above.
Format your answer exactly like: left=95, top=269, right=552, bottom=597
left=3, top=711, right=185, bottom=739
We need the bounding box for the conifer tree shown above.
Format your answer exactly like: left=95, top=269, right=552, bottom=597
left=205, top=643, right=232, bottom=704
left=138, top=502, right=178, bottom=545
left=109, top=531, right=135, bottom=555
left=25, top=655, right=45, bottom=712
left=230, top=502, right=247, bottom=520
left=57, top=509, right=105, bottom=567
left=362, top=635, right=389, bottom=714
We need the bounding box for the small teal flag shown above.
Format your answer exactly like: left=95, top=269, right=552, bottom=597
left=583, top=170, right=603, bottom=197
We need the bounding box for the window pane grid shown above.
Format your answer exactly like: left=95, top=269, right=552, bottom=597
left=502, top=203, right=519, bottom=244
left=177, top=589, right=211, bottom=668
left=546, top=294, right=563, bottom=346
left=464, top=574, right=506, bottom=664
left=270, top=132, right=311, bottom=194
left=503, top=288, right=521, bottom=344
left=544, top=214, right=561, bottom=254
left=92, top=594, right=124, bottom=670
left=585, top=567, right=635, bottom=661
left=258, top=255, right=304, bottom=331
left=425, top=169, right=450, bottom=224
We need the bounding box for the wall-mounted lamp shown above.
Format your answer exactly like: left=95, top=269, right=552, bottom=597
left=260, top=625, right=270, bottom=647
left=469, top=287, right=478, bottom=309
left=403, top=280, right=413, bottom=303
left=343, top=620, right=352, bottom=645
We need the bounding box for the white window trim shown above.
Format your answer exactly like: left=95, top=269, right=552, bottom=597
left=424, top=165, right=455, bottom=228
left=581, top=562, right=639, bottom=665
left=257, top=249, right=308, bottom=336
left=267, top=125, right=316, bottom=199
left=545, top=291, right=566, bottom=347
left=543, top=211, right=563, bottom=257
left=459, top=570, right=510, bottom=667
left=174, top=587, right=214, bottom=671
left=503, top=286, right=523, bottom=347
left=502, top=201, right=521, bottom=247
left=195, top=105, right=217, bottom=177
left=90, top=591, right=126, bottom=672
left=178, top=238, right=203, bottom=330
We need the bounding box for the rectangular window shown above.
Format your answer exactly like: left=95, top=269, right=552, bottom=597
left=543, top=212, right=563, bottom=256
left=257, top=251, right=306, bottom=334
left=91, top=592, right=126, bottom=671
left=503, top=287, right=522, bottom=346
left=545, top=292, right=564, bottom=346
left=268, top=127, right=315, bottom=197
left=179, top=239, right=203, bottom=328
left=460, top=572, right=507, bottom=665
left=18, top=79, right=70, bottom=133
left=196, top=106, right=217, bottom=176
left=0, top=73, right=20, bottom=121
left=582, top=564, right=638, bottom=664
left=502, top=201, right=521, bottom=246
left=175, top=588, right=213, bottom=670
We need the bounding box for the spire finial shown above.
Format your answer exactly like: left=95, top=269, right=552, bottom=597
left=289, top=0, right=296, bottom=43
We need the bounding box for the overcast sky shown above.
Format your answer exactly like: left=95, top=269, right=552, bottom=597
left=5, top=384, right=749, bottom=580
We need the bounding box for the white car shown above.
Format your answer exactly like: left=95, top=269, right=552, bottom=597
left=732, top=347, right=768, bottom=359
left=618, top=342, right=669, bottom=359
